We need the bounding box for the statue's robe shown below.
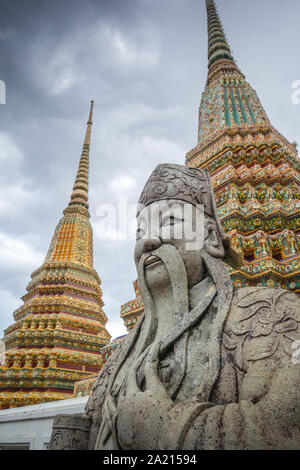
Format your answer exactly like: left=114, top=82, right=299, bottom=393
left=50, top=278, right=300, bottom=450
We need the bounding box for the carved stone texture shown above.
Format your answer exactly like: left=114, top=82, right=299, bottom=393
left=138, top=164, right=213, bottom=216
left=49, top=414, right=91, bottom=450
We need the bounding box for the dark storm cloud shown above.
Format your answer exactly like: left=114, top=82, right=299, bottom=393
left=0, top=0, right=299, bottom=338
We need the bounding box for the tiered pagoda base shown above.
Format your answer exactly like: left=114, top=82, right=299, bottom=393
left=0, top=260, right=110, bottom=409
left=186, top=126, right=299, bottom=293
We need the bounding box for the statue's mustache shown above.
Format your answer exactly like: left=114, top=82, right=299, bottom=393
left=139, top=245, right=169, bottom=269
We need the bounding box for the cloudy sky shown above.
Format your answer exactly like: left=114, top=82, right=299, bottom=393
left=0, top=0, right=299, bottom=340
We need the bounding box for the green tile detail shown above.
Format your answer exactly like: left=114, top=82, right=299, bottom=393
left=223, top=86, right=232, bottom=127
left=230, top=86, right=241, bottom=125
left=242, top=87, right=256, bottom=123
left=236, top=87, right=248, bottom=123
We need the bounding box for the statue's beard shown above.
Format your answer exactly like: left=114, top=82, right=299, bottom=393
left=134, top=244, right=233, bottom=401
left=136, top=244, right=194, bottom=399
left=137, top=244, right=189, bottom=320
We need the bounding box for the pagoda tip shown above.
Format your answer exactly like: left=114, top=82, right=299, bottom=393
left=88, top=100, right=94, bottom=125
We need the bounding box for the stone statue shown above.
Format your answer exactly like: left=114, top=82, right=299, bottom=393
left=50, top=164, right=300, bottom=450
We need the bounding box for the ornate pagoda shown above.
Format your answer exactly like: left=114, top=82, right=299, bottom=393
left=0, top=102, right=111, bottom=409
left=121, top=0, right=300, bottom=331
left=186, top=0, right=299, bottom=292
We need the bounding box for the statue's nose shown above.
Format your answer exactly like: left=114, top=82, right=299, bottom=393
left=142, top=237, right=162, bottom=253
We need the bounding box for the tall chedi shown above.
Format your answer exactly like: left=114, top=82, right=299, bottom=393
left=0, top=102, right=111, bottom=409
left=186, top=0, right=300, bottom=292
left=121, top=0, right=300, bottom=332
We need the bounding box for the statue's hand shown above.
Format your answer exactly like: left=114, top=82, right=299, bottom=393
left=116, top=343, right=174, bottom=450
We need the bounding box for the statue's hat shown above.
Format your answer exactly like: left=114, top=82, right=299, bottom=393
left=138, top=163, right=242, bottom=269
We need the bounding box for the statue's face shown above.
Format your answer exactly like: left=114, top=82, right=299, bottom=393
left=134, top=200, right=204, bottom=291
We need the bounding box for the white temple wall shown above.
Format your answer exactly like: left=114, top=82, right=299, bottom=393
left=0, top=396, right=88, bottom=450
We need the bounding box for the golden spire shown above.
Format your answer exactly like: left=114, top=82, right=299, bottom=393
left=68, top=100, right=94, bottom=211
